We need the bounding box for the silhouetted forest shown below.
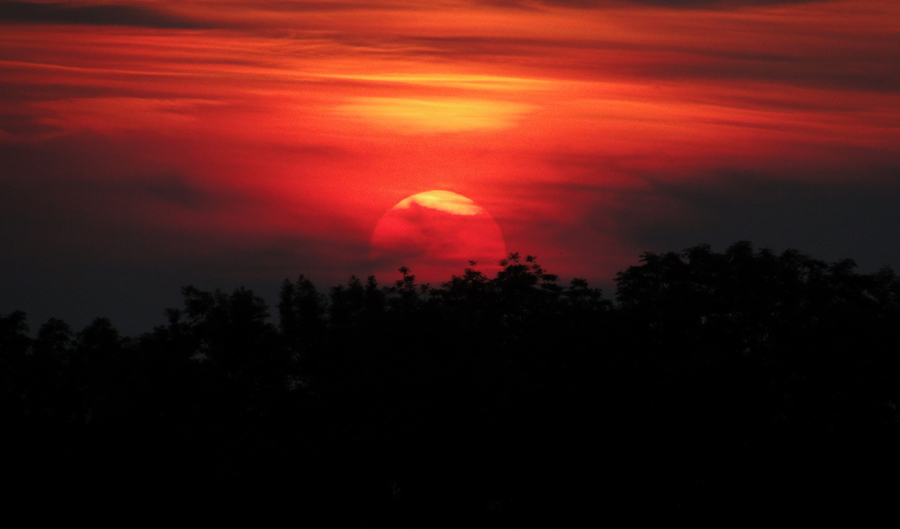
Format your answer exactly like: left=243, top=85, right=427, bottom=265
left=3, top=242, right=899, bottom=523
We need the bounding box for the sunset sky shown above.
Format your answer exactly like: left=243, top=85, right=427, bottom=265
left=1, top=0, right=898, bottom=333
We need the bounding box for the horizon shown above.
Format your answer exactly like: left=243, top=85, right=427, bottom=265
left=3, top=240, right=891, bottom=338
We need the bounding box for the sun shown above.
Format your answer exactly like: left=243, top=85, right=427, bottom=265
left=370, top=190, right=507, bottom=284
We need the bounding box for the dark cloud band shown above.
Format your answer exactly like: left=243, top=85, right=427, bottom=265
left=487, top=0, right=829, bottom=9
left=0, top=1, right=209, bottom=28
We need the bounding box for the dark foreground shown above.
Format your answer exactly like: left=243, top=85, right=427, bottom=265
left=3, top=243, right=900, bottom=524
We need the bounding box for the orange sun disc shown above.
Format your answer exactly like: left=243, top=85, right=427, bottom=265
left=370, top=190, right=507, bottom=284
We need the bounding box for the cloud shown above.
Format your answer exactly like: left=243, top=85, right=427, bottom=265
left=248, top=1, right=404, bottom=12
left=334, top=97, right=535, bottom=134
left=484, top=0, right=832, bottom=9
left=0, top=141, right=235, bottom=262
left=486, top=147, right=900, bottom=287
left=0, top=132, right=368, bottom=334
left=0, top=1, right=210, bottom=28
left=390, top=22, right=896, bottom=94
left=603, top=169, right=900, bottom=272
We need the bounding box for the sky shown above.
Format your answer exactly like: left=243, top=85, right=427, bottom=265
left=1, top=0, right=898, bottom=334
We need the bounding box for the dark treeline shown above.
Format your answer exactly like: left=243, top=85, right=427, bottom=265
left=3, top=242, right=900, bottom=523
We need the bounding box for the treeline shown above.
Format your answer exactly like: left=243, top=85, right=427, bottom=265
left=2, top=243, right=900, bottom=523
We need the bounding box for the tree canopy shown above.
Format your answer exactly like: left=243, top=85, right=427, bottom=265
left=2, top=242, right=898, bottom=523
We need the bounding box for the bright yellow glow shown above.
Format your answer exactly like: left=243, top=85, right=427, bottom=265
left=394, top=190, right=483, bottom=216
left=335, top=97, right=534, bottom=133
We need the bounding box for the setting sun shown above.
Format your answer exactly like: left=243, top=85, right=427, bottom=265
left=370, top=190, right=507, bottom=283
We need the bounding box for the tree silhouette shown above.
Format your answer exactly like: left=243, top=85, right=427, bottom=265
left=2, top=243, right=899, bottom=522
left=279, top=274, right=326, bottom=353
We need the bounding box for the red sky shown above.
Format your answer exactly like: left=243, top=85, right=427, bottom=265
left=1, top=0, right=899, bottom=333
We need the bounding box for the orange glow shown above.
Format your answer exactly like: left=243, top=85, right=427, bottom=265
left=336, top=97, right=534, bottom=133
